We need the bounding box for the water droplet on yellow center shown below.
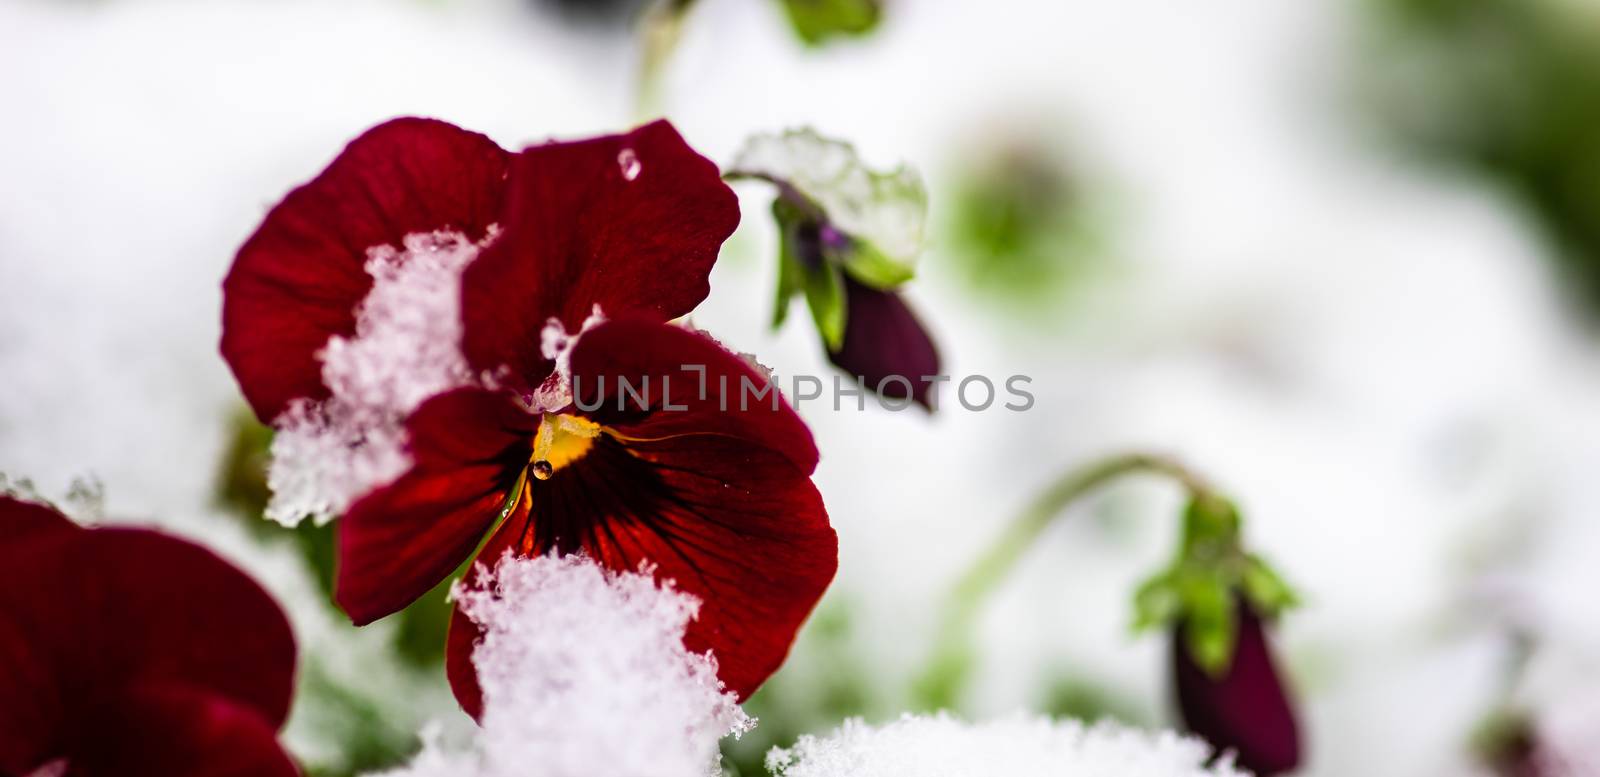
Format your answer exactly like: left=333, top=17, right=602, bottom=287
left=529, top=413, right=601, bottom=480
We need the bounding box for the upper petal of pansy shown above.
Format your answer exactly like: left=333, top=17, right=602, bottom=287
left=335, top=387, right=536, bottom=625
left=223, top=118, right=509, bottom=421
left=569, top=318, right=819, bottom=473
left=0, top=522, right=295, bottom=775
left=447, top=432, right=835, bottom=717
left=459, top=121, right=740, bottom=387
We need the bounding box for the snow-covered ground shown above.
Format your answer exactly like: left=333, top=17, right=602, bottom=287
left=4, top=0, right=1599, bottom=774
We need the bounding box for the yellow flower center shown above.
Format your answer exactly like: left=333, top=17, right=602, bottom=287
left=529, top=413, right=602, bottom=480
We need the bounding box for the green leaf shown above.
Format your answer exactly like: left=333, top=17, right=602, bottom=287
left=777, top=0, right=882, bottom=46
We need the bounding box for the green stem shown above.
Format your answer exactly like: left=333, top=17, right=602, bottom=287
left=634, top=0, right=700, bottom=120
left=912, top=453, right=1211, bottom=710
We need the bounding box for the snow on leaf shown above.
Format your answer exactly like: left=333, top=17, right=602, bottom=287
left=731, top=128, right=927, bottom=286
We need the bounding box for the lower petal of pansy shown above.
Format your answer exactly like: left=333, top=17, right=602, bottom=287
left=829, top=276, right=940, bottom=409
left=446, top=432, right=834, bottom=716
left=569, top=318, right=819, bottom=474
left=336, top=387, right=535, bottom=625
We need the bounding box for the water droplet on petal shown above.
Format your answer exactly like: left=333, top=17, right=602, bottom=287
left=531, top=460, right=554, bottom=480
left=617, top=148, right=641, bottom=181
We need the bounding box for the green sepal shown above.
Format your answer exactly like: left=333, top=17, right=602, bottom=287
left=837, top=237, right=915, bottom=290
left=1241, top=552, right=1300, bottom=618
left=1179, top=566, right=1239, bottom=676
left=1180, top=492, right=1243, bottom=560
left=771, top=200, right=809, bottom=330
left=1130, top=492, right=1299, bottom=678
left=1132, top=570, right=1181, bottom=633
left=778, top=0, right=882, bottom=47
left=772, top=197, right=848, bottom=349
left=805, top=260, right=848, bottom=352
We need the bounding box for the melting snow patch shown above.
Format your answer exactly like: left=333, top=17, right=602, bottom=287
left=265, top=230, right=487, bottom=526
left=732, top=128, right=927, bottom=268
left=766, top=713, right=1245, bottom=777
left=378, top=553, right=750, bottom=777
left=519, top=304, right=606, bottom=414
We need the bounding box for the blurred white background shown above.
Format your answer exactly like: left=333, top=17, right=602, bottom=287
left=4, top=0, right=1600, bottom=774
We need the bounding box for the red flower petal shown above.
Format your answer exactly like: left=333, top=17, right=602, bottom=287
left=459, top=121, right=740, bottom=388
left=73, top=683, right=300, bottom=777
left=0, top=519, right=295, bottom=775
left=1173, top=601, right=1302, bottom=775
left=828, top=276, right=941, bottom=410
left=444, top=604, right=488, bottom=719
left=223, top=118, right=509, bottom=421
left=447, top=435, right=834, bottom=716
left=445, top=325, right=835, bottom=716
left=335, top=387, right=535, bottom=625
left=0, top=495, right=79, bottom=548
left=569, top=318, right=819, bottom=474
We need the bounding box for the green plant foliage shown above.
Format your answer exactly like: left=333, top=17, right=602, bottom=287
left=211, top=411, right=463, bottom=774
left=778, top=0, right=882, bottom=46
left=1364, top=0, right=1600, bottom=314
left=773, top=198, right=850, bottom=350
left=720, top=597, right=878, bottom=776
left=1131, top=495, right=1298, bottom=677
left=944, top=139, right=1105, bottom=316
left=1039, top=674, right=1149, bottom=726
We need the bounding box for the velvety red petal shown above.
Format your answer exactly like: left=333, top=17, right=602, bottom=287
left=446, top=431, right=835, bottom=716
left=0, top=499, right=81, bottom=771
left=1173, top=601, right=1302, bottom=775
left=335, top=387, right=535, bottom=625
left=569, top=318, right=819, bottom=473
left=222, top=118, right=509, bottom=421
left=71, top=682, right=299, bottom=777
left=459, top=121, right=739, bottom=388
left=828, top=276, right=941, bottom=410
left=0, top=495, right=79, bottom=550
left=445, top=603, right=489, bottom=720
left=0, top=528, right=295, bottom=775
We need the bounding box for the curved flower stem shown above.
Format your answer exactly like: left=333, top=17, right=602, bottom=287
left=635, top=0, right=700, bottom=119
left=913, top=453, right=1212, bottom=710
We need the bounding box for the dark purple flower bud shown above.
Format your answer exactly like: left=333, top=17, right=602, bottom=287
left=828, top=274, right=941, bottom=409
left=1486, top=724, right=1541, bottom=777
left=1173, top=600, right=1302, bottom=775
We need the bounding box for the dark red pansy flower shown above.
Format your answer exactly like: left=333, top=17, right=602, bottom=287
left=0, top=496, right=298, bottom=777
left=221, top=117, right=837, bottom=717
left=1172, top=599, right=1301, bottom=776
